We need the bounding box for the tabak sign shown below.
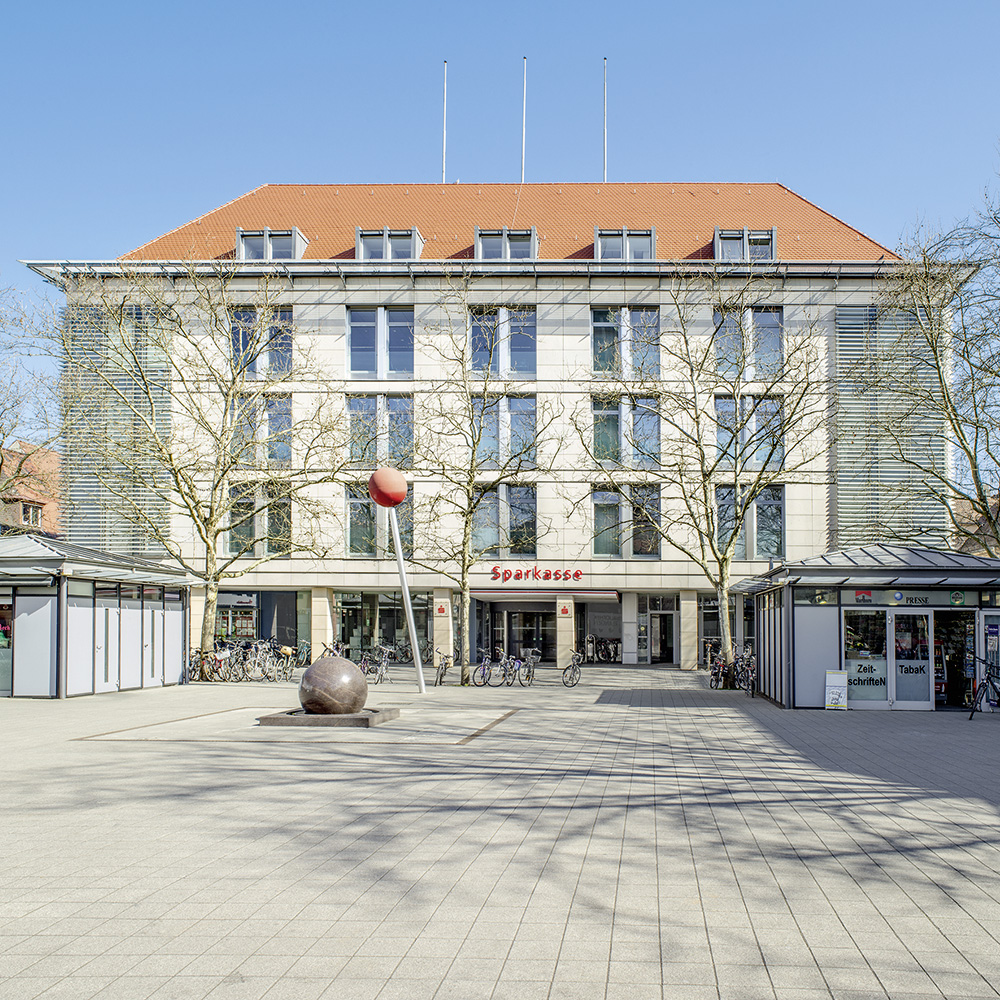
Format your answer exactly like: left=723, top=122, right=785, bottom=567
left=490, top=565, right=584, bottom=583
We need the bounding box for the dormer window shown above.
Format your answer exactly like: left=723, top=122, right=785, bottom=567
left=594, top=228, right=656, bottom=261
left=237, top=227, right=307, bottom=261
left=474, top=227, right=537, bottom=261
left=355, top=228, right=424, bottom=260
left=714, top=227, right=776, bottom=262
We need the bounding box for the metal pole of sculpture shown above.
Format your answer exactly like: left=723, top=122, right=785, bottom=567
left=368, top=467, right=426, bottom=694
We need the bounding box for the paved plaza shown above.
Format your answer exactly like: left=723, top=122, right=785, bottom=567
left=3, top=666, right=1000, bottom=1000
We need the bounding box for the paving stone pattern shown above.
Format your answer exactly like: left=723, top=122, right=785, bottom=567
left=3, top=666, right=1000, bottom=999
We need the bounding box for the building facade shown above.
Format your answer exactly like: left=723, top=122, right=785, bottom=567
left=27, top=183, right=944, bottom=671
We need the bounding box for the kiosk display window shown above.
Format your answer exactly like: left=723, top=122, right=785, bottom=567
left=844, top=609, right=888, bottom=701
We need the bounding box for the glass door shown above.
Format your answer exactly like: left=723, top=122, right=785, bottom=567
left=0, top=599, right=12, bottom=696
left=844, top=609, right=888, bottom=708
left=892, top=613, right=932, bottom=709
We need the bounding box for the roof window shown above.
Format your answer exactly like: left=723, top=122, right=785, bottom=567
left=594, top=228, right=656, bottom=261
left=355, top=227, right=425, bottom=261
left=714, top=227, right=776, bottom=262
left=237, top=227, right=308, bottom=261
left=474, top=227, right=537, bottom=261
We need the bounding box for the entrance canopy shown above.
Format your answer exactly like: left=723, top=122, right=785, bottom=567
left=735, top=544, right=1000, bottom=594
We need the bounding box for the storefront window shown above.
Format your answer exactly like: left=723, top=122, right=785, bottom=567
left=844, top=609, right=888, bottom=702
left=794, top=587, right=837, bottom=605
left=333, top=591, right=430, bottom=659
left=0, top=598, right=12, bottom=696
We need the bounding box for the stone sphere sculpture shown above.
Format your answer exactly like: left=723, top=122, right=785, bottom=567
left=299, top=656, right=368, bottom=715
left=368, top=466, right=407, bottom=507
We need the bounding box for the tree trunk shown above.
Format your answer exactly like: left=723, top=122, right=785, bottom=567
left=717, top=573, right=735, bottom=689
left=198, top=548, right=219, bottom=681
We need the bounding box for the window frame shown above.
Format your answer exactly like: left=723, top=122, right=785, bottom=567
left=592, top=396, right=660, bottom=469
left=348, top=306, right=414, bottom=379
left=21, top=502, right=42, bottom=528
left=345, top=482, right=414, bottom=559
left=591, top=306, right=660, bottom=377
left=472, top=484, right=538, bottom=558
left=713, top=227, right=777, bottom=262
left=469, top=306, right=536, bottom=379
left=593, top=227, right=657, bottom=261
left=346, top=394, right=414, bottom=470
left=355, top=227, right=425, bottom=261
left=714, top=306, right=784, bottom=378
left=230, top=306, right=294, bottom=377
left=236, top=227, right=307, bottom=261
left=472, top=395, right=537, bottom=471
left=474, top=227, right=538, bottom=261
left=715, top=484, right=785, bottom=560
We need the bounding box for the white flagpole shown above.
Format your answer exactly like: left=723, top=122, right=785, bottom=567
left=442, top=60, right=447, bottom=185
left=521, top=56, right=527, bottom=184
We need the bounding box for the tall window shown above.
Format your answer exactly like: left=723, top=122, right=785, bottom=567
left=715, top=307, right=783, bottom=377
left=592, top=307, right=659, bottom=376
left=473, top=396, right=536, bottom=470
left=230, top=307, right=292, bottom=375
left=593, top=397, right=659, bottom=468
left=593, top=489, right=622, bottom=556
left=470, top=307, right=536, bottom=378
left=716, top=485, right=747, bottom=559
left=229, top=486, right=256, bottom=556
left=348, top=307, right=414, bottom=378
left=21, top=503, right=42, bottom=528
left=266, top=396, right=292, bottom=468
left=472, top=485, right=537, bottom=557
left=630, top=485, right=660, bottom=556
left=347, top=395, right=414, bottom=469
left=347, top=485, right=376, bottom=556
left=230, top=395, right=257, bottom=468
left=266, top=483, right=291, bottom=556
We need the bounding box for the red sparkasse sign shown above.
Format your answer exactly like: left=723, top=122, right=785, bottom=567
left=491, top=565, right=583, bottom=583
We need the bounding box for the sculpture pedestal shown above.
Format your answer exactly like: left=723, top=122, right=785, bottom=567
left=256, top=708, right=399, bottom=728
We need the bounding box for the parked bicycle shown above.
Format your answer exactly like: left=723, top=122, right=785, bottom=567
left=488, top=647, right=520, bottom=686
left=563, top=649, right=583, bottom=687
left=434, top=647, right=453, bottom=687
left=969, top=655, right=1000, bottom=719
left=518, top=647, right=541, bottom=686
left=365, top=645, right=394, bottom=685
left=472, top=647, right=492, bottom=687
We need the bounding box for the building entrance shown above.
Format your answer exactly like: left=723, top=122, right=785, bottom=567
left=650, top=612, right=674, bottom=663
left=934, top=610, right=976, bottom=708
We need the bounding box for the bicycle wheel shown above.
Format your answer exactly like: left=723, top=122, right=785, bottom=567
left=487, top=662, right=506, bottom=686
left=518, top=663, right=532, bottom=686
left=472, top=662, right=488, bottom=686
left=562, top=664, right=581, bottom=687
left=507, top=661, right=520, bottom=686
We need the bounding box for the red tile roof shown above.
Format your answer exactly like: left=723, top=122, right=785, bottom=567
left=122, top=182, right=895, bottom=262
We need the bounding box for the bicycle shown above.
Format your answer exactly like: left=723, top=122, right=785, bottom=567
left=563, top=649, right=583, bottom=687
left=734, top=647, right=756, bottom=697
left=519, top=647, right=541, bottom=687
left=489, top=647, right=520, bottom=687
left=434, top=647, right=453, bottom=687
left=472, top=647, right=492, bottom=687
left=969, top=656, right=1000, bottom=719
left=366, top=645, right=394, bottom=685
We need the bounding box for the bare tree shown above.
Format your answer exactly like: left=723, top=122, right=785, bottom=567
left=571, top=269, right=831, bottom=680
left=408, top=274, right=561, bottom=683
left=26, top=263, right=348, bottom=669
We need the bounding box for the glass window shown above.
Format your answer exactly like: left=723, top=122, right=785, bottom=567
left=509, top=308, right=536, bottom=377
left=599, top=232, right=623, bottom=259
left=266, top=486, right=291, bottom=556
left=348, top=309, right=377, bottom=375
left=270, top=235, right=293, bottom=259
left=347, top=396, right=377, bottom=467
left=480, top=234, right=503, bottom=259
left=716, top=485, right=747, bottom=559
left=715, top=310, right=744, bottom=375
left=229, top=486, right=256, bottom=555
left=266, top=396, right=292, bottom=467
left=389, top=234, right=412, bottom=259
left=268, top=308, right=292, bottom=374
left=593, top=398, right=621, bottom=464
left=753, top=396, right=784, bottom=469
left=755, top=486, right=784, bottom=558
left=508, top=233, right=531, bottom=259
left=472, top=489, right=500, bottom=556
left=473, top=397, right=500, bottom=469
left=593, top=309, right=620, bottom=373
left=231, top=395, right=257, bottom=468
left=471, top=310, right=500, bottom=374
left=243, top=236, right=266, bottom=260
left=386, top=309, right=414, bottom=376
left=628, top=232, right=653, bottom=260
left=594, top=489, right=621, bottom=556
left=631, top=398, right=659, bottom=468
left=630, top=307, right=659, bottom=376
left=719, top=234, right=743, bottom=260
left=715, top=396, right=738, bottom=463
left=390, top=492, right=414, bottom=557
left=387, top=396, right=414, bottom=469
left=753, top=309, right=783, bottom=376
left=231, top=306, right=257, bottom=374
left=361, top=234, right=384, bottom=259
left=748, top=232, right=773, bottom=261
left=21, top=503, right=42, bottom=527
left=631, top=485, right=660, bottom=556
left=348, top=485, right=376, bottom=556
left=508, top=397, right=536, bottom=468
left=508, top=486, right=536, bottom=555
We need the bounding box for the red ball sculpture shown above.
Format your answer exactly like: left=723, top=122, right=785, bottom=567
left=368, top=467, right=407, bottom=508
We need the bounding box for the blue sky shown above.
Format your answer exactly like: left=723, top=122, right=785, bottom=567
left=5, top=0, right=999, bottom=300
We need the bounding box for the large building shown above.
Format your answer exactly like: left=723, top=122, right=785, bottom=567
left=27, top=182, right=942, bottom=672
